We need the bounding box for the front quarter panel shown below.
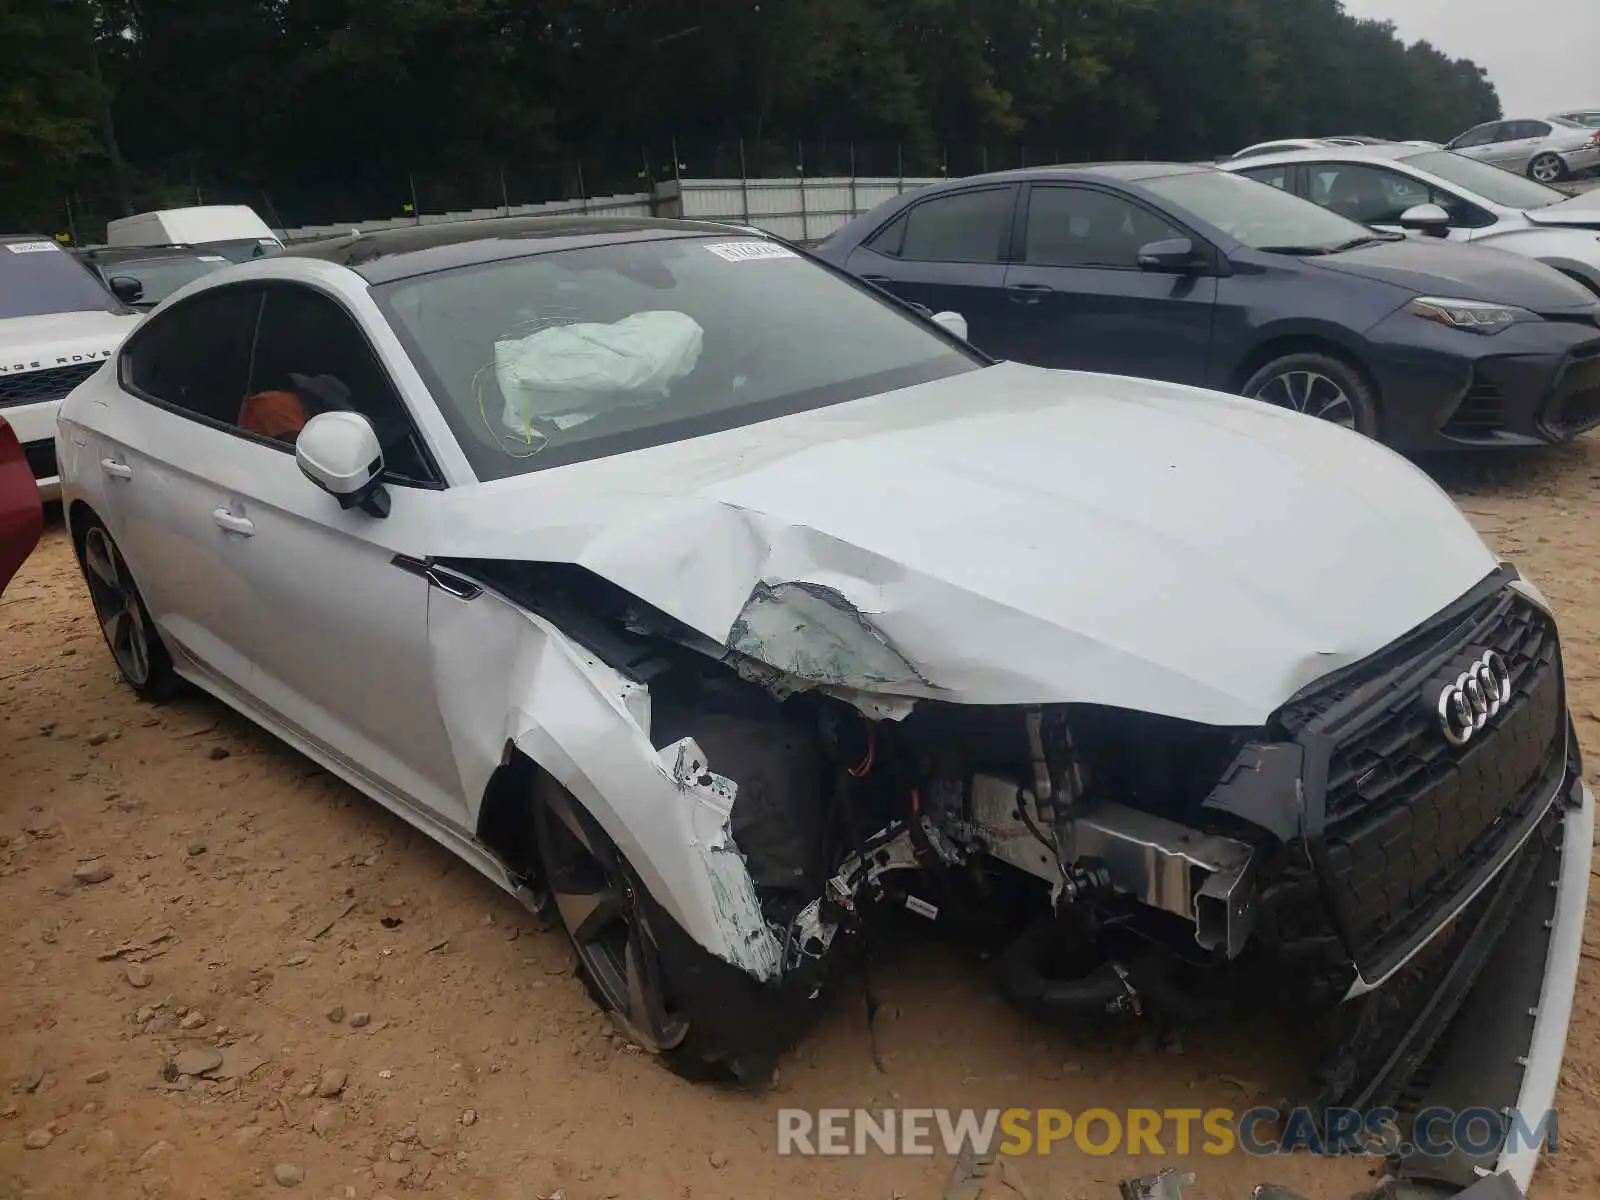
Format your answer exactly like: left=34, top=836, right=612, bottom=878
left=1210, top=255, right=1399, bottom=383
left=427, top=579, right=786, bottom=981
left=1471, top=227, right=1600, bottom=296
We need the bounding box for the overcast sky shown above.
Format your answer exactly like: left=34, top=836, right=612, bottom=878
left=1340, top=0, right=1598, bottom=118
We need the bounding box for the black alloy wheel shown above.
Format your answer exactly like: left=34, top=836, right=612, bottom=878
left=533, top=779, right=695, bottom=1056
left=1242, top=351, right=1380, bottom=439
left=78, top=518, right=175, bottom=699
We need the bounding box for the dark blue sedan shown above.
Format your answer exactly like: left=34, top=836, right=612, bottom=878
left=812, top=164, right=1600, bottom=450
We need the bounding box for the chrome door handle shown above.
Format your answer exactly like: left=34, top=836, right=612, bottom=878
left=213, top=508, right=255, bottom=536
left=101, top=458, right=132, bottom=479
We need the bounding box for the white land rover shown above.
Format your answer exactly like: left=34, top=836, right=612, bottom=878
left=0, top=236, right=143, bottom=499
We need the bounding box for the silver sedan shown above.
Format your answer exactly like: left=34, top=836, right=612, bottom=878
left=1446, top=116, right=1600, bottom=183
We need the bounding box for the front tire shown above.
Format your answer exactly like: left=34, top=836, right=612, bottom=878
left=1528, top=153, right=1567, bottom=184
left=1241, top=351, right=1380, bottom=439
left=74, top=516, right=176, bottom=701
left=532, top=776, right=732, bottom=1081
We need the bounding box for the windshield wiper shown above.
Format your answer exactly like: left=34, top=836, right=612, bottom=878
left=1256, top=244, right=1335, bottom=256
left=1329, top=233, right=1401, bottom=251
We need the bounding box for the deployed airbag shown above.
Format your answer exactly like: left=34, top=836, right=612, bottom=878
left=494, top=310, right=703, bottom=429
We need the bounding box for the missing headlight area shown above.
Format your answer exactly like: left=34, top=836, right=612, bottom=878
left=456, top=557, right=1580, bottom=1175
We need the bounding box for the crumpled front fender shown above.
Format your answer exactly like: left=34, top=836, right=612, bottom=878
left=427, top=581, right=786, bottom=980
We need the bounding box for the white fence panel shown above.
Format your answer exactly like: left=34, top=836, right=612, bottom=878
left=276, top=176, right=941, bottom=245
left=280, top=191, right=652, bottom=242
left=662, top=176, right=941, bottom=242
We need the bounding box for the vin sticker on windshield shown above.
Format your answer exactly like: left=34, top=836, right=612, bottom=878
left=5, top=241, right=61, bottom=254
left=704, top=241, right=797, bottom=263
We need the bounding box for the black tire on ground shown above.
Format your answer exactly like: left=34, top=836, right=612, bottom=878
left=531, top=774, right=734, bottom=1081
left=1240, top=350, right=1380, bottom=440
left=72, top=513, right=178, bottom=701
left=1528, top=153, right=1567, bottom=184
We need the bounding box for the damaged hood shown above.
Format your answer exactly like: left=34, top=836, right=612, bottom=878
left=441, top=362, right=1498, bottom=727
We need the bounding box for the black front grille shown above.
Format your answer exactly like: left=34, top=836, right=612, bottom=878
left=1319, top=595, right=1555, bottom=825
left=0, top=362, right=102, bottom=409
left=1279, top=587, right=1566, bottom=977
left=22, top=439, right=56, bottom=482
left=1441, top=380, right=1505, bottom=439
left=1545, top=345, right=1600, bottom=437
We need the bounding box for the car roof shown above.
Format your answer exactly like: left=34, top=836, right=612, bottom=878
left=1223, top=143, right=1422, bottom=168
left=75, top=244, right=211, bottom=262
left=913, top=163, right=1214, bottom=188
left=283, top=215, right=768, bottom=284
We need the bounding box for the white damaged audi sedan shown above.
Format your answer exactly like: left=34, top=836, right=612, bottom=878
left=57, top=217, right=1590, bottom=1194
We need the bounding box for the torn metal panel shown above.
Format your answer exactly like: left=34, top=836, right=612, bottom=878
left=426, top=582, right=786, bottom=980
left=658, top=738, right=785, bottom=981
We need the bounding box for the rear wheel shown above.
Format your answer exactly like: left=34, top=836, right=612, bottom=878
left=76, top=517, right=176, bottom=700
left=1241, top=351, right=1379, bottom=439
left=1528, top=153, right=1567, bottom=184
left=532, top=777, right=729, bottom=1080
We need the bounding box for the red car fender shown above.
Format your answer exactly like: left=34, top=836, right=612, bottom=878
left=0, top=415, right=44, bottom=596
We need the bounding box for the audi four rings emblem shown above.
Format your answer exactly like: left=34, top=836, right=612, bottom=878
left=1436, top=651, right=1513, bottom=746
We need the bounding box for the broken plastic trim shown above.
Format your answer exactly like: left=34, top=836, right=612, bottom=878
left=784, top=815, right=964, bottom=969
left=657, top=736, right=786, bottom=981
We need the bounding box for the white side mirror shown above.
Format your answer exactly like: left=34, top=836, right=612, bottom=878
left=932, top=311, right=969, bottom=340
left=1398, top=203, right=1452, bottom=235
left=295, top=411, right=390, bottom=517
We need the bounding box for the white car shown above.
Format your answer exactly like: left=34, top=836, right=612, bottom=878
left=0, top=237, right=143, bottom=499
left=56, top=217, right=1590, bottom=1190
left=1221, top=144, right=1600, bottom=295
left=1228, top=138, right=1342, bottom=160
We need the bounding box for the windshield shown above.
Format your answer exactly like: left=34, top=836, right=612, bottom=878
left=1401, top=151, right=1566, bottom=209
left=0, top=241, right=121, bottom=320
left=1143, top=170, right=1374, bottom=252
left=376, top=236, right=982, bottom=478
left=99, top=254, right=230, bottom=305
left=199, top=238, right=282, bottom=263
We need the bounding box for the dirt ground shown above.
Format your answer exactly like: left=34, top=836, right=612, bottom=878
left=5, top=436, right=1600, bottom=1200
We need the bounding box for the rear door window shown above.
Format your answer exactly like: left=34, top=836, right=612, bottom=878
left=120, top=288, right=261, bottom=423
left=873, top=188, right=1016, bottom=263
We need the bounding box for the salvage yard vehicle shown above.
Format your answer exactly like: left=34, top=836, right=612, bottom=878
left=812, top=164, right=1600, bottom=450
left=0, top=414, right=43, bottom=595
left=74, top=244, right=234, bottom=311
left=1223, top=144, right=1600, bottom=297
left=56, top=216, right=1590, bottom=1197
left=1444, top=117, right=1600, bottom=183
left=0, top=235, right=143, bottom=499
left=105, top=205, right=284, bottom=262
